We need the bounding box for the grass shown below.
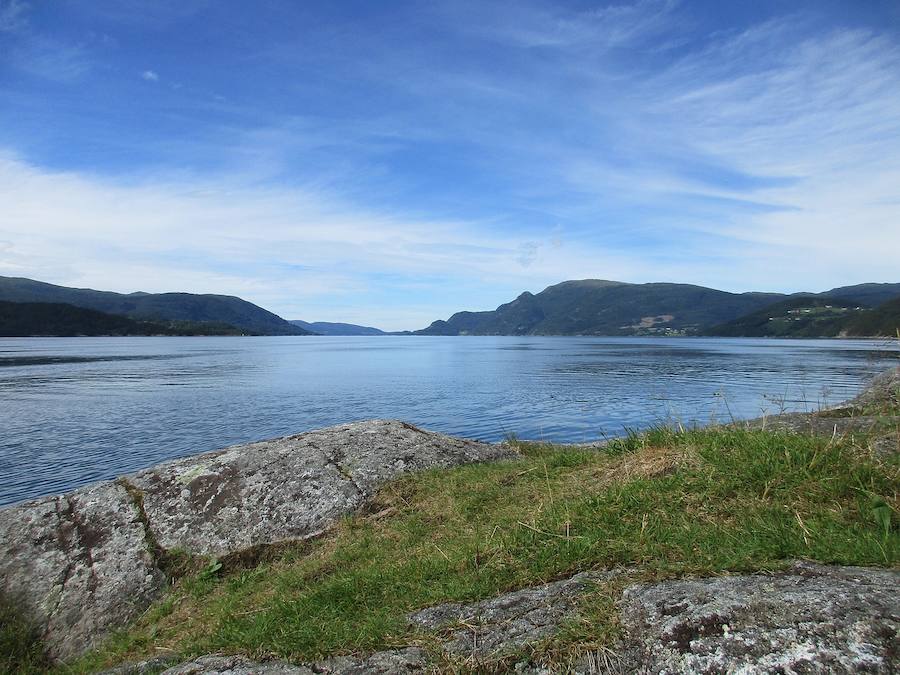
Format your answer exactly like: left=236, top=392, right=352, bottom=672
left=1, top=593, right=49, bottom=674
left=53, top=424, right=898, bottom=674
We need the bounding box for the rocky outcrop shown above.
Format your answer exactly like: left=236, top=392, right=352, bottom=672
left=409, top=571, right=618, bottom=659
left=128, top=420, right=512, bottom=557
left=147, top=648, right=427, bottom=674
left=741, top=410, right=900, bottom=441
left=0, top=421, right=513, bottom=662
left=851, top=366, right=900, bottom=409
left=617, top=561, right=900, bottom=674
left=0, top=481, right=165, bottom=661
left=150, top=562, right=900, bottom=673
left=407, top=563, right=900, bottom=671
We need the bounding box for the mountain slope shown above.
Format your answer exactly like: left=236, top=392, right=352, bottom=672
left=290, top=320, right=386, bottom=336
left=0, top=301, right=243, bottom=337
left=820, top=283, right=900, bottom=307
left=416, top=280, right=785, bottom=336
left=708, top=295, right=900, bottom=338
left=706, top=296, right=865, bottom=337
left=0, top=277, right=310, bottom=336
left=843, top=297, right=900, bottom=337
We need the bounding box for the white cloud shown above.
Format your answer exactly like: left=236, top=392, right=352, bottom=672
left=1, top=3, right=898, bottom=328
left=141, top=70, right=159, bottom=81
left=0, top=152, right=648, bottom=329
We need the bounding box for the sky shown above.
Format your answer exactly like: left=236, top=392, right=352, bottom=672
left=1, top=0, right=899, bottom=331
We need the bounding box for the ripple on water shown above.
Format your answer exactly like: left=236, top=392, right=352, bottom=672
left=0, top=336, right=896, bottom=505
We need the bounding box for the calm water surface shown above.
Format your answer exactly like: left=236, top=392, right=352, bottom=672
left=1, top=336, right=897, bottom=505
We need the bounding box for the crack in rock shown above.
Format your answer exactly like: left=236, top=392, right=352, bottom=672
left=409, top=571, right=620, bottom=660
left=115, top=648, right=429, bottom=675
left=1, top=420, right=513, bottom=663
left=0, top=481, right=166, bottom=661
left=127, top=420, right=514, bottom=558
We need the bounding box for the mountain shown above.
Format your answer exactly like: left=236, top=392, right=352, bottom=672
left=819, top=283, right=900, bottom=307
left=708, top=295, right=900, bottom=338
left=290, top=320, right=386, bottom=336
left=706, top=296, right=866, bottom=337
left=415, top=280, right=785, bottom=336
left=0, top=301, right=243, bottom=337
left=0, top=276, right=311, bottom=336
left=843, top=297, right=900, bottom=337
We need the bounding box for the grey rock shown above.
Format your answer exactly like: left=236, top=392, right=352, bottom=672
left=314, top=647, right=428, bottom=673
left=852, top=366, right=900, bottom=409
left=159, top=648, right=427, bottom=675
left=129, top=420, right=515, bottom=557
left=740, top=412, right=900, bottom=439
left=0, top=420, right=513, bottom=663
left=161, top=655, right=314, bottom=674
left=99, top=655, right=180, bottom=674
left=0, top=481, right=166, bottom=662
left=409, top=571, right=615, bottom=659
left=870, top=430, right=900, bottom=457
left=617, top=561, right=900, bottom=674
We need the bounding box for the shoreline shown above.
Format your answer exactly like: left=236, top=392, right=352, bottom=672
left=2, top=360, right=897, bottom=509
left=0, top=366, right=897, bottom=672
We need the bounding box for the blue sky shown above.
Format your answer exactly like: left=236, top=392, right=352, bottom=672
left=1, top=0, right=899, bottom=330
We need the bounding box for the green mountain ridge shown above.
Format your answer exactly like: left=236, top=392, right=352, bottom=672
left=0, top=277, right=310, bottom=336
left=707, top=296, right=867, bottom=338
left=843, top=297, right=900, bottom=337
left=3, top=276, right=898, bottom=338
left=415, top=280, right=900, bottom=337
left=416, top=280, right=786, bottom=336
left=821, top=283, right=900, bottom=307
left=708, top=295, right=900, bottom=338
left=0, top=301, right=244, bottom=337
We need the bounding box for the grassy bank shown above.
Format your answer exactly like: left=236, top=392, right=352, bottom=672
left=45, top=419, right=898, bottom=673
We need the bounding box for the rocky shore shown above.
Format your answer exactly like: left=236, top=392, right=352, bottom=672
left=1, top=368, right=897, bottom=673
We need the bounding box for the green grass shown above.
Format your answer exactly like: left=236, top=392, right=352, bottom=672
left=1, top=594, right=49, bottom=674
left=55, top=425, right=898, bottom=673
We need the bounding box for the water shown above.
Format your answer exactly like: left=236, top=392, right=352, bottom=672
left=1, top=336, right=897, bottom=506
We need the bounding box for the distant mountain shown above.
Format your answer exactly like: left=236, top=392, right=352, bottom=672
left=415, top=280, right=785, bottom=336
left=0, top=277, right=310, bottom=336
left=0, top=301, right=243, bottom=337
left=706, top=296, right=866, bottom=338
left=290, top=320, right=386, bottom=336
left=820, top=283, right=900, bottom=307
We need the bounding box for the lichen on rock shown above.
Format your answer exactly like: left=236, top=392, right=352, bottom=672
left=0, top=481, right=165, bottom=661
left=128, top=419, right=515, bottom=557
left=148, top=648, right=427, bottom=674
left=409, top=571, right=616, bottom=660
left=616, top=561, right=900, bottom=674
left=0, top=420, right=514, bottom=663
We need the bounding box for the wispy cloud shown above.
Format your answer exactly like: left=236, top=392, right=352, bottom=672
left=10, top=37, right=91, bottom=81
left=1, top=0, right=93, bottom=82
left=0, top=1, right=898, bottom=328
left=0, top=0, right=28, bottom=32
left=1, top=152, right=643, bottom=329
